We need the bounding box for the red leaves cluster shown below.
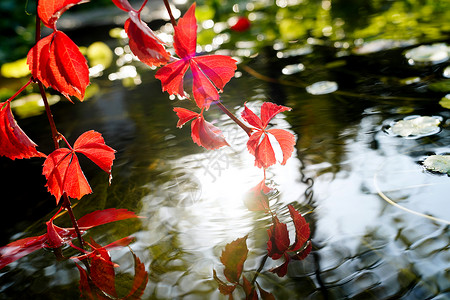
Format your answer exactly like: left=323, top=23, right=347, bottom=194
left=27, top=0, right=90, bottom=101
left=173, top=107, right=228, bottom=150
left=43, top=130, right=116, bottom=204
left=113, top=0, right=171, bottom=67
left=0, top=101, right=46, bottom=160
left=241, top=102, right=295, bottom=169
left=155, top=3, right=237, bottom=110
left=266, top=205, right=311, bottom=277
left=0, top=208, right=140, bottom=270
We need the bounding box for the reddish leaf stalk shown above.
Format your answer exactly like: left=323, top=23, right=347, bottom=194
left=162, top=0, right=177, bottom=27
left=216, top=101, right=252, bottom=136
left=6, top=78, right=33, bottom=103
left=138, top=0, right=149, bottom=12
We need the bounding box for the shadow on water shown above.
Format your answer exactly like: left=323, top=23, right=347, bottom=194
left=1, top=0, right=450, bottom=299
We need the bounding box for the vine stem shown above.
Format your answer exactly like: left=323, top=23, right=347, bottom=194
left=162, top=0, right=177, bottom=27
left=34, top=12, right=85, bottom=249
left=6, top=78, right=33, bottom=103
left=251, top=254, right=268, bottom=284
left=216, top=101, right=252, bottom=136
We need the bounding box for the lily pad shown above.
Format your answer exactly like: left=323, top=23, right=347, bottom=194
left=306, top=81, right=338, bottom=95
left=388, top=116, right=441, bottom=138
left=439, top=94, right=450, bottom=109
left=404, top=43, right=449, bottom=65
left=423, top=155, right=450, bottom=175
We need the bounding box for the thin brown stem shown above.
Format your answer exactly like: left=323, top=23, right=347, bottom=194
left=216, top=101, right=252, bottom=136
left=62, top=194, right=85, bottom=248
left=163, top=0, right=177, bottom=27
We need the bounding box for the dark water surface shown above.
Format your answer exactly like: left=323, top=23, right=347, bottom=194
left=1, top=0, right=450, bottom=299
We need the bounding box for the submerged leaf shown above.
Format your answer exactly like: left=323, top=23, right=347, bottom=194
left=220, top=235, right=248, bottom=283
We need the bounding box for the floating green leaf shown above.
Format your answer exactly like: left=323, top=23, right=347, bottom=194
left=428, top=80, right=450, bottom=93
left=423, top=155, right=450, bottom=175
left=439, top=94, right=450, bottom=109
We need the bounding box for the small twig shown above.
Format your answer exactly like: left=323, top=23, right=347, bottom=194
left=62, top=194, right=85, bottom=249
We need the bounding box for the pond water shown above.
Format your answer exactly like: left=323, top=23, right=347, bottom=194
left=1, top=0, right=450, bottom=299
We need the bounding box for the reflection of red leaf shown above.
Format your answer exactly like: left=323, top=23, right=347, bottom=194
left=269, top=253, right=290, bottom=277
left=241, top=103, right=295, bottom=169
left=213, top=269, right=236, bottom=295
left=27, top=31, right=90, bottom=101
left=123, top=251, right=149, bottom=300
left=255, top=281, right=275, bottom=300
left=155, top=3, right=237, bottom=109
left=88, top=238, right=118, bottom=298
left=0, top=235, right=47, bottom=270
left=42, top=130, right=115, bottom=203
left=244, top=180, right=271, bottom=212
left=220, top=235, right=248, bottom=284
left=287, top=205, right=310, bottom=252
left=125, top=11, right=170, bottom=67
left=266, top=206, right=311, bottom=277
left=0, top=101, right=46, bottom=160
left=267, top=217, right=289, bottom=260
left=242, top=276, right=258, bottom=299
left=38, top=0, right=88, bottom=29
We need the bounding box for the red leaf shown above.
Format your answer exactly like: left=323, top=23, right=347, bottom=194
left=190, top=59, right=220, bottom=109
left=193, top=55, right=237, bottom=92
left=242, top=104, right=264, bottom=129
left=77, top=208, right=141, bottom=229
left=241, top=103, right=294, bottom=169
left=42, top=131, right=115, bottom=203
left=111, top=0, right=135, bottom=12
left=50, top=31, right=90, bottom=101
left=213, top=269, right=236, bottom=296
left=173, top=107, right=199, bottom=128
left=0, top=101, right=46, bottom=160
left=260, top=102, right=291, bottom=128
left=73, top=130, right=116, bottom=177
left=230, top=17, right=251, bottom=32
left=267, top=217, right=290, bottom=260
left=38, top=0, right=88, bottom=29
left=76, top=263, right=111, bottom=300
left=173, top=3, right=197, bottom=58
left=46, top=218, right=65, bottom=248
left=155, top=3, right=236, bottom=109
left=291, top=241, right=312, bottom=261
left=287, top=205, right=310, bottom=252
left=0, top=235, right=47, bottom=270
left=88, top=238, right=118, bottom=298
left=267, top=129, right=295, bottom=165
left=254, top=134, right=276, bottom=169
left=43, top=148, right=91, bottom=203
left=243, top=180, right=271, bottom=212
left=220, top=235, right=248, bottom=284
left=125, top=12, right=170, bottom=67
left=191, top=114, right=229, bottom=150
left=123, top=251, right=149, bottom=300
left=155, top=59, right=190, bottom=98
left=28, top=31, right=89, bottom=101
left=27, top=34, right=53, bottom=87
left=255, top=281, right=275, bottom=300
